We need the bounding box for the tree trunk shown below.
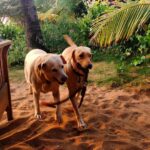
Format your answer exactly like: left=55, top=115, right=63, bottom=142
left=20, top=0, right=46, bottom=50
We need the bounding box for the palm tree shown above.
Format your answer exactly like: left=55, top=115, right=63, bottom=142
left=20, top=0, right=46, bottom=50
left=90, top=3, right=150, bottom=47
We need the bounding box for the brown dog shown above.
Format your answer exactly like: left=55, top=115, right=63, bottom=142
left=62, top=35, right=92, bottom=129
left=24, top=49, right=67, bottom=123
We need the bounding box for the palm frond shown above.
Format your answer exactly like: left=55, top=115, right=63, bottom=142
left=90, top=3, right=150, bottom=47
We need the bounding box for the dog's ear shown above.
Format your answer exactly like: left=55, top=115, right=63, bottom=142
left=60, top=55, right=66, bottom=64
left=72, top=50, right=76, bottom=63
left=38, top=63, right=47, bottom=70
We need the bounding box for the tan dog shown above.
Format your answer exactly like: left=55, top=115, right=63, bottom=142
left=62, top=35, right=92, bottom=129
left=24, top=49, right=67, bottom=123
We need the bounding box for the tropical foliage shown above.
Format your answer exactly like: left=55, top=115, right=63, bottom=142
left=0, top=0, right=150, bottom=69
left=40, top=2, right=109, bottom=51
left=90, top=3, right=150, bottom=47
left=0, top=23, right=26, bottom=66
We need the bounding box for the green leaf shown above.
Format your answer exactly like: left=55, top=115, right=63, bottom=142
left=90, top=3, right=150, bottom=47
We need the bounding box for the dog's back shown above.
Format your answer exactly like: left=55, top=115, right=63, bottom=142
left=24, top=49, right=47, bottom=84
left=25, top=49, right=46, bottom=65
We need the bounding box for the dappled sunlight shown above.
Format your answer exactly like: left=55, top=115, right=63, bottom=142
left=0, top=79, right=150, bottom=149
left=0, top=0, right=150, bottom=149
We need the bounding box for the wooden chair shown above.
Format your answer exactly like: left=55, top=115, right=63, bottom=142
left=0, top=40, right=13, bottom=121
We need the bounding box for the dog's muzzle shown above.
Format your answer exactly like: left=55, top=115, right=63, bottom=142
left=61, top=75, right=68, bottom=83
left=87, top=64, right=93, bottom=69
left=54, top=75, right=68, bottom=85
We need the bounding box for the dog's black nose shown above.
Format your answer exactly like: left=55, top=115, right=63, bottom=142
left=61, top=76, right=68, bottom=82
left=87, top=64, right=93, bottom=69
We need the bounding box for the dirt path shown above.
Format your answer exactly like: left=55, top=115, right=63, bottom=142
left=0, top=81, right=150, bottom=150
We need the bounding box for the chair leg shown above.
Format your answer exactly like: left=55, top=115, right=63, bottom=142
left=0, top=41, right=13, bottom=121
left=6, top=81, right=13, bottom=121
left=6, top=105, right=13, bottom=121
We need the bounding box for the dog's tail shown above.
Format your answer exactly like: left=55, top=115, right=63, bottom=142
left=63, top=35, right=77, bottom=47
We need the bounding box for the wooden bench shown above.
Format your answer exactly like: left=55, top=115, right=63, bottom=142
left=0, top=40, right=13, bottom=121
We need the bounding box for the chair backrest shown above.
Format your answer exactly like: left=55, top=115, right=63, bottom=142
left=0, top=40, right=13, bottom=121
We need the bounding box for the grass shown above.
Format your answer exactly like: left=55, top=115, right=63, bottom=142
left=8, top=51, right=150, bottom=89
left=136, top=65, right=150, bottom=75
left=9, top=66, right=24, bottom=82
left=89, top=61, right=117, bottom=85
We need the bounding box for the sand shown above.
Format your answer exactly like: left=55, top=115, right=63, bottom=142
left=0, top=80, right=150, bottom=150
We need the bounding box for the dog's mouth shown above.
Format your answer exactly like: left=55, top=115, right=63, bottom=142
left=77, top=63, right=93, bottom=72
left=54, top=78, right=66, bottom=85
left=58, top=81, right=65, bottom=85
left=87, top=64, right=93, bottom=69
left=56, top=79, right=65, bottom=85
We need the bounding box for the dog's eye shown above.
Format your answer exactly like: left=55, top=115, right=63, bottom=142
left=79, top=53, right=84, bottom=59
left=89, top=54, right=92, bottom=58
left=61, top=65, right=64, bottom=68
left=52, top=68, right=57, bottom=72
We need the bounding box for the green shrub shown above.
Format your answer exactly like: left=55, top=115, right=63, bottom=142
left=0, top=23, right=26, bottom=66
left=41, top=3, right=110, bottom=52
left=0, top=23, right=19, bottom=39
left=76, top=3, right=111, bottom=45
left=136, top=24, right=150, bottom=54
left=41, top=15, right=81, bottom=52
left=102, top=23, right=150, bottom=74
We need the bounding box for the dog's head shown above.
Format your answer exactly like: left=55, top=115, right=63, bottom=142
left=72, top=46, right=92, bottom=71
left=38, top=54, right=67, bottom=84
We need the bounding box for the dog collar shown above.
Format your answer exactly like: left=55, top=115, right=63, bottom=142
left=68, top=61, right=89, bottom=83
left=69, top=61, right=84, bottom=77
left=72, top=62, right=89, bottom=77
left=46, top=80, right=51, bottom=84
left=71, top=51, right=89, bottom=76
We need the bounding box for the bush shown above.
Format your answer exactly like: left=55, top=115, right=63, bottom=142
left=0, top=23, right=26, bottom=66
left=41, top=15, right=81, bottom=52
left=136, top=24, right=150, bottom=54
left=99, top=24, right=150, bottom=75
left=41, top=3, right=110, bottom=52
left=115, top=24, right=150, bottom=66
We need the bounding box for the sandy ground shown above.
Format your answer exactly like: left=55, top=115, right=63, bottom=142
left=0, top=80, right=150, bottom=150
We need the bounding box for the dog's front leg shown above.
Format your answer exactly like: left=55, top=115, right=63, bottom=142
left=33, top=91, right=41, bottom=119
left=53, top=90, right=63, bottom=124
left=70, top=95, right=87, bottom=129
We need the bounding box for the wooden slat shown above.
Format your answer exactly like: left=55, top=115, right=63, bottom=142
left=0, top=40, right=11, bottom=49
left=0, top=63, right=3, bottom=88
left=0, top=40, right=13, bottom=121
left=0, top=83, right=8, bottom=120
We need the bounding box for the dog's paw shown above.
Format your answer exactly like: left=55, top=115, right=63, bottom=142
left=57, top=117, right=63, bottom=124
left=56, top=115, right=63, bottom=124
left=78, top=121, right=87, bottom=130
left=34, top=114, right=42, bottom=120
